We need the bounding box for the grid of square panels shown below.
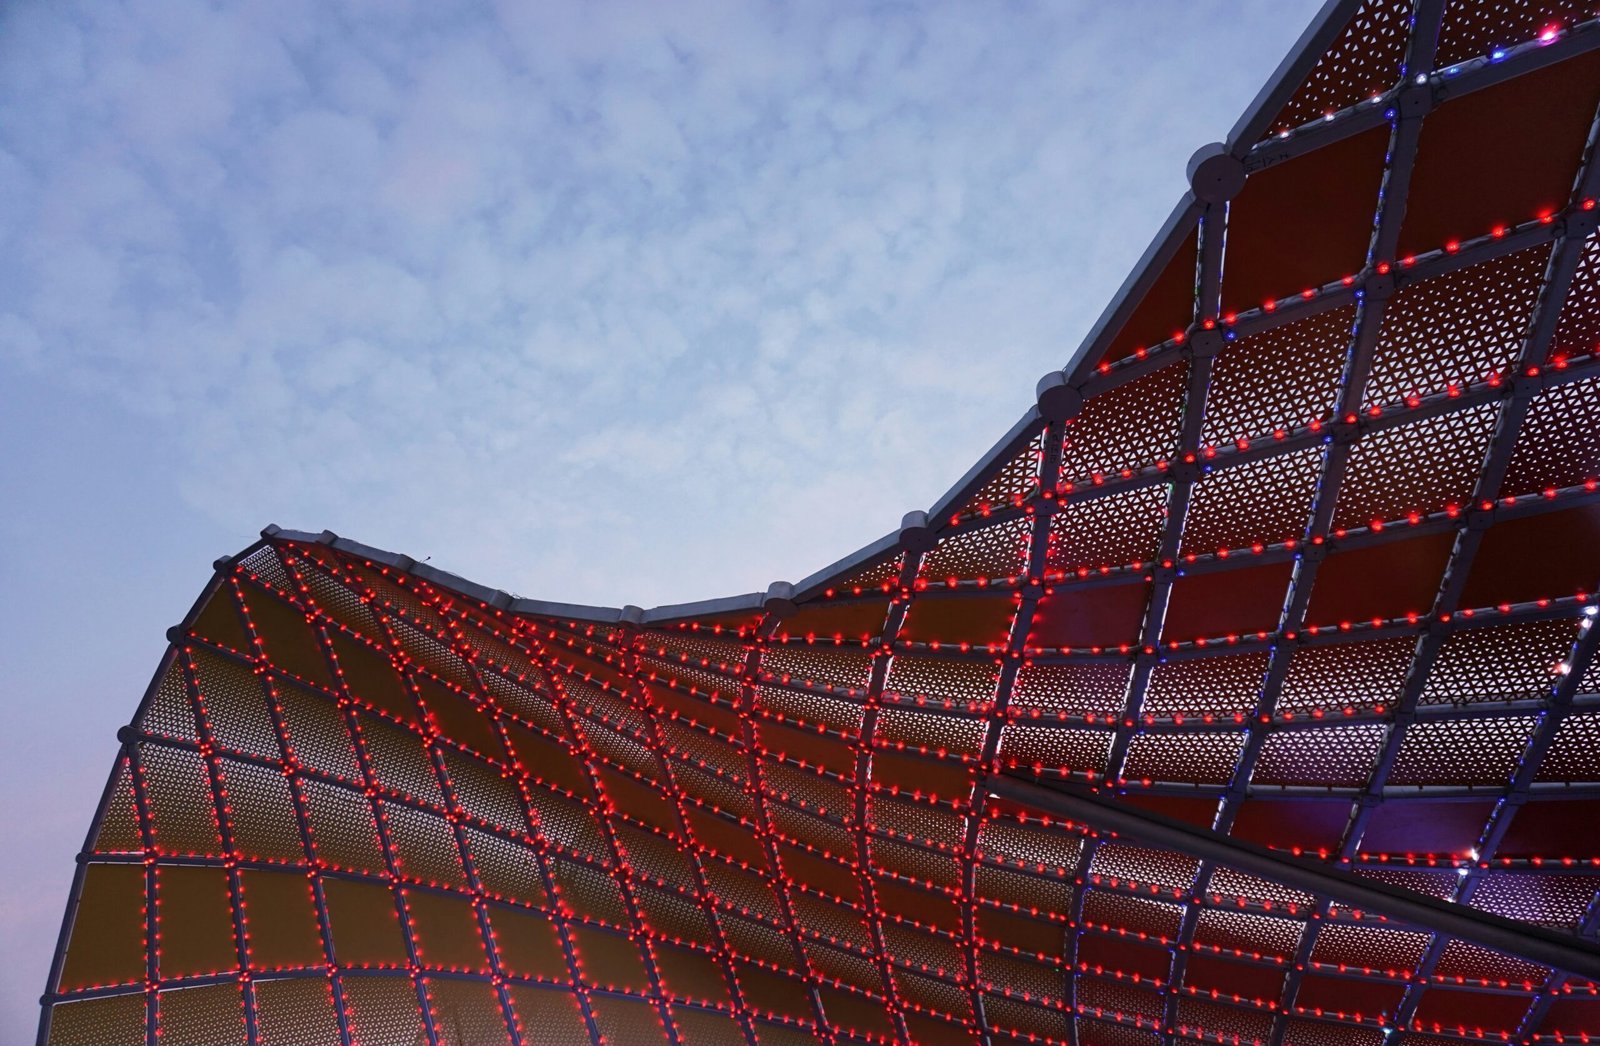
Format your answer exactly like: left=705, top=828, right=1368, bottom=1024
left=39, top=2, right=1600, bottom=1045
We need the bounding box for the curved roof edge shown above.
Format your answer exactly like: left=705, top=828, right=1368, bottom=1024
left=249, top=1, right=1377, bottom=632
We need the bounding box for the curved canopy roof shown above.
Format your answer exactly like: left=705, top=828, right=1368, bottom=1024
left=39, top=1, right=1600, bottom=1044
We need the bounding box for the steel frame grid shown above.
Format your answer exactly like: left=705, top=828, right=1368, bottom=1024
left=1311, top=96, right=1600, bottom=1046
left=294, top=545, right=864, bottom=1044
left=512, top=632, right=690, bottom=1046
left=598, top=607, right=1593, bottom=913
left=511, top=618, right=927, bottom=1042
left=223, top=564, right=360, bottom=1046
left=277, top=548, right=543, bottom=1046
left=847, top=543, right=931, bottom=1045
left=297, top=544, right=829, bottom=1046
left=1201, top=1, right=1451, bottom=1040
left=37, top=2, right=1600, bottom=1046
left=395, top=569, right=1075, bottom=1042
left=46, top=550, right=1600, bottom=1042
left=37, top=738, right=1587, bottom=1046
left=462, top=610, right=870, bottom=1042
left=186, top=552, right=470, bottom=1046
left=729, top=608, right=847, bottom=1045
left=1058, top=3, right=1600, bottom=1036
left=607, top=616, right=773, bottom=1046
left=922, top=12, right=1600, bottom=1036
left=56, top=534, right=1593, bottom=1046
left=90, top=639, right=1401, bottom=1023
left=280, top=555, right=477, bottom=1046
left=955, top=418, right=1066, bottom=1046
left=986, top=771, right=1600, bottom=991
left=539, top=618, right=796, bottom=1045
left=172, top=637, right=266, bottom=1046
left=1044, top=2, right=1457, bottom=1033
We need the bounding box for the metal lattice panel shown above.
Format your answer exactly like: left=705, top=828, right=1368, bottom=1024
left=1059, top=364, right=1187, bottom=482
left=1331, top=400, right=1502, bottom=529
left=1144, top=652, right=1274, bottom=719
left=1047, top=485, right=1169, bottom=575
left=39, top=5, right=1600, bottom=1045
left=1268, top=1, right=1415, bottom=138
left=1278, top=635, right=1418, bottom=715
left=1181, top=447, right=1328, bottom=555
left=1363, top=246, right=1551, bottom=409
left=1502, top=373, right=1600, bottom=495
left=1253, top=723, right=1390, bottom=786
left=1435, top=0, right=1600, bottom=67
left=1419, top=618, right=1581, bottom=704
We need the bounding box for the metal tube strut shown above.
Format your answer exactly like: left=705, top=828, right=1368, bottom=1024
left=989, top=774, right=1600, bottom=984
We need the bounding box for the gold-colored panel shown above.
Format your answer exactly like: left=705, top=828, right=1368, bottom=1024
left=418, top=678, right=502, bottom=757
left=136, top=660, right=198, bottom=742
left=508, top=985, right=590, bottom=1046
left=58, top=863, right=145, bottom=991
left=92, top=763, right=144, bottom=855
left=219, top=759, right=306, bottom=864
left=462, top=827, right=545, bottom=907
left=654, top=942, right=731, bottom=1005
left=139, top=743, right=222, bottom=857
left=240, top=870, right=324, bottom=971
left=487, top=905, right=568, bottom=981
left=321, top=877, right=407, bottom=968
left=155, top=865, right=238, bottom=980
left=45, top=992, right=145, bottom=1046
left=191, top=585, right=252, bottom=653
left=503, top=720, right=591, bottom=798
left=571, top=925, right=651, bottom=994
left=589, top=995, right=670, bottom=1046
left=239, top=585, right=335, bottom=690
left=341, top=975, right=424, bottom=1046
left=672, top=1007, right=746, bottom=1046
left=684, top=809, right=767, bottom=871
left=301, top=781, right=385, bottom=873
left=405, top=889, right=488, bottom=972
left=156, top=982, right=246, bottom=1046
left=754, top=1018, right=827, bottom=1046
left=328, top=631, right=416, bottom=723
left=383, top=803, right=467, bottom=888
left=738, top=962, right=815, bottom=1024
left=252, top=976, right=341, bottom=1045
left=779, top=600, right=891, bottom=643
left=427, top=977, right=508, bottom=1046
left=817, top=984, right=896, bottom=1040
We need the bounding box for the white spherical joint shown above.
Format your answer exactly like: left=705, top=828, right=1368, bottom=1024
left=1187, top=142, right=1246, bottom=205
left=899, top=510, right=937, bottom=554
left=1035, top=371, right=1083, bottom=423
left=763, top=582, right=798, bottom=620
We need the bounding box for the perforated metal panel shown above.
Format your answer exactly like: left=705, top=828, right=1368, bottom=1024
left=41, top=4, right=1600, bottom=1045
left=1270, top=1, right=1415, bottom=138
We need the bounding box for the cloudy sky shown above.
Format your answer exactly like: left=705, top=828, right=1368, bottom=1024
left=0, top=0, right=1321, bottom=1036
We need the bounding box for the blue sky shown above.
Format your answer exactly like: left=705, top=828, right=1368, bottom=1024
left=0, top=1, right=1321, bottom=1037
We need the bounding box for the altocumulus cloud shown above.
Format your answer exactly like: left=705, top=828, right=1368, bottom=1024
left=0, top=0, right=1320, bottom=607
left=0, top=2, right=1318, bottom=1031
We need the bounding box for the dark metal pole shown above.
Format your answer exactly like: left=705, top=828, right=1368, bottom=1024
left=989, top=773, right=1600, bottom=983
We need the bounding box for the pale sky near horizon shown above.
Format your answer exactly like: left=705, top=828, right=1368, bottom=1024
left=0, top=1, right=1322, bottom=1039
